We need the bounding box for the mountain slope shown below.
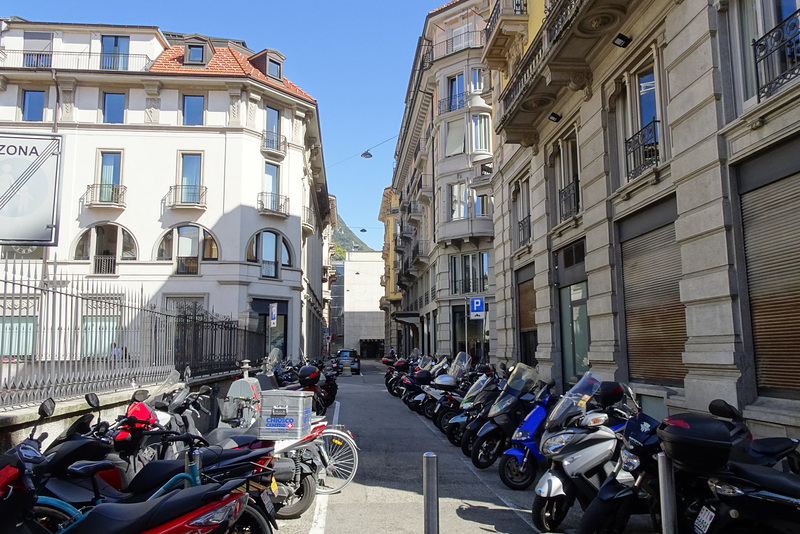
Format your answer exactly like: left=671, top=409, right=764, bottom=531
left=333, top=217, right=373, bottom=260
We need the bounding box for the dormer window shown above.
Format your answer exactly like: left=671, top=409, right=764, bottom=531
left=187, top=45, right=204, bottom=63
left=268, top=59, right=281, bottom=79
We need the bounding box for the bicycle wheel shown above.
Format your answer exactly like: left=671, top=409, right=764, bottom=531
left=316, top=429, right=359, bottom=494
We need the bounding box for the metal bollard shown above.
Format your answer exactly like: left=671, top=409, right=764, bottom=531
left=658, top=452, right=677, bottom=534
left=423, top=452, right=439, bottom=534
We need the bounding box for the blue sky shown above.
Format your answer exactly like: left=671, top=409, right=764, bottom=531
left=8, top=0, right=446, bottom=251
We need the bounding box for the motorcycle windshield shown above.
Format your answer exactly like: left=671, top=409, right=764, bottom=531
left=545, top=371, right=603, bottom=431
left=418, top=356, right=433, bottom=371
left=430, top=357, right=448, bottom=375
left=447, top=352, right=472, bottom=380
left=503, top=363, right=539, bottom=397
left=145, top=369, right=180, bottom=405
left=463, top=375, right=489, bottom=402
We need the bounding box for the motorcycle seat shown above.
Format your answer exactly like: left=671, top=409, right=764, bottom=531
left=728, top=461, right=800, bottom=499
left=730, top=437, right=799, bottom=466
left=68, top=483, right=223, bottom=534
left=124, top=459, right=185, bottom=494
left=67, top=460, right=116, bottom=479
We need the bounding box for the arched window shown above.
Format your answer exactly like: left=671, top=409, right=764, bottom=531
left=156, top=225, right=218, bottom=275
left=73, top=224, right=137, bottom=275
left=246, top=230, right=291, bottom=278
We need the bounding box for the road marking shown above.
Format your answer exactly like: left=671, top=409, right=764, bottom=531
left=417, top=412, right=538, bottom=531
left=308, top=399, right=340, bottom=533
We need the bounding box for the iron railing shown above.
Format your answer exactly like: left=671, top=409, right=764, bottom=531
left=421, top=31, right=485, bottom=69
left=262, top=131, right=287, bottom=154
left=176, top=257, right=199, bottom=275
left=168, top=185, right=207, bottom=207
left=257, top=192, right=289, bottom=215
left=412, top=240, right=429, bottom=261
left=625, top=119, right=659, bottom=180
left=93, top=255, right=116, bottom=275
left=753, top=8, right=800, bottom=101
left=547, top=0, right=584, bottom=44
left=518, top=214, right=531, bottom=247
left=438, top=91, right=469, bottom=115
left=0, top=259, right=263, bottom=410
left=559, top=181, right=579, bottom=221
left=86, top=184, right=126, bottom=206
left=486, top=0, right=528, bottom=41
left=0, top=50, right=153, bottom=71
left=450, top=277, right=489, bottom=295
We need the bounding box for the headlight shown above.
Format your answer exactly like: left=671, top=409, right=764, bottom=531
left=513, top=429, right=532, bottom=441
left=488, top=396, right=516, bottom=418
left=461, top=401, right=474, bottom=410
left=543, top=434, right=574, bottom=455
left=620, top=449, right=640, bottom=472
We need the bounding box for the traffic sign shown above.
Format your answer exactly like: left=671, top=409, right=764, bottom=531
left=270, top=303, right=278, bottom=328
left=470, top=297, right=485, bottom=319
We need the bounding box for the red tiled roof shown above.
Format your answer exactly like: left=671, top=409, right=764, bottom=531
left=429, top=0, right=464, bottom=14
left=149, top=46, right=315, bottom=102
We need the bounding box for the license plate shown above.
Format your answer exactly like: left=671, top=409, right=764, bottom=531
left=694, top=506, right=715, bottom=533
left=260, top=489, right=276, bottom=516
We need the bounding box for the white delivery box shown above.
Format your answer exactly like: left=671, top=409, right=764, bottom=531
left=258, top=390, right=313, bottom=440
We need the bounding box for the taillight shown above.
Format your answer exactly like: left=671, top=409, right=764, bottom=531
left=188, top=493, right=247, bottom=526
left=0, top=464, right=18, bottom=489
left=662, top=417, right=690, bottom=429
left=299, top=423, right=328, bottom=444
left=253, top=455, right=273, bottom=474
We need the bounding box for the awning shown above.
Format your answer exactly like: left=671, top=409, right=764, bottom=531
left=392, top=311, right=420, bottom=326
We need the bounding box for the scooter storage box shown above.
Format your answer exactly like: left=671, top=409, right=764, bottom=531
left=258, top=390, right=313, bottom=440
left=414, top=369, right=432, bottom=385
left=657, top=412, right=732, bottom=474
left=394, top=360, right=410, bottom=372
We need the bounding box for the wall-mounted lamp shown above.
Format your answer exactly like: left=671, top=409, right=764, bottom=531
left=548, top=112, right=562, bottom=123
left=612, top=33, right=632, bottom=48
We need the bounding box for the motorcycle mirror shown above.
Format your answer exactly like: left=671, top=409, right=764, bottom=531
left=39, top=397, right=55, bottom=418
left=621, top=383, right=641, bottom=411
left=131, top=389, right=149, bottom=403
left=198, top=385, right=212, bottom=396
left=85, top=392, right=100, bottom=409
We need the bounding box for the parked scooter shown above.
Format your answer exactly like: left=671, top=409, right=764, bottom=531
left=497, top=378, right=557, bottom=489
left=531, top=372, right=629, bottom=532
left=445, top=367, right=501, bottom=446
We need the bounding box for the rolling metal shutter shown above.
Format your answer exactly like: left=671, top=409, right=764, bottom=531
left=622, top=224, right=687, bottom=384
left=518, top=278, right=536, bottom=331
left=741, top=173, right=800, bottom=397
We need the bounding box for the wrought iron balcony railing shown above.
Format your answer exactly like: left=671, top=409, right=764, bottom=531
left=257, top=192, right=289, bottom=216
left=262, top=131, right=287, bottom=154
left=86, top=184, right=126, bottom=206
left=753, top=8, right=800, bottom=101
left=168, top=185, right=207, bottom=208
left=421, top=31, right=485, bottom=69
left=438, top=91, right=468, bottom=115
left=518, top=214, right=531, bottom=248
left=302, top=206, right=316, bottom=230
left=176, top=257, right=199, bottom=275
left=0, top=49, right=153, bottom=71
left=93, top=255, right=116, bottom=275
left=450, top=276, right=489, bottom=295
left=625, top=119, right=659, bottom=181
left=486, top=0, right=528, bottom=41
left=412, top=240, right=429, bottom=260
left=558, top=181, right=579, bottom=222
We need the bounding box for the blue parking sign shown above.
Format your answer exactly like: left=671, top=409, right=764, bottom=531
left=470, top=297, right=485, bottom=319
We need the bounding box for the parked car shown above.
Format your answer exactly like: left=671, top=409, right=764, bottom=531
left=335, top=349, right=360, bottom=375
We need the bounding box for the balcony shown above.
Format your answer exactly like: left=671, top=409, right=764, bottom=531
left=176, top=257, right=199, bottom=275
left=421, top=30, right=485, bottom=69
left=517, top=214, right=531, bottom=248
left=625, top=119, right=659, bottom=181
left=450, top=276, right=489, bottom=295
left=262, top=131, right=287, bottom=158
left=437, top=214, right=494, bottom=244
left=168, top=185, right=207, bottom=209
left=418, top=174, right=433, bottom=202
left=86, top=184, right=126, bottom=208
left=0, top=50, right=153, bottom=71
left=412, top=240, right=430, bottom=265
left=93, top=255, right=116, bottom=275
left=438, top=91, right=468, bottom=115
left=408, top=201, right=423, bottom=223
left=483, top=0, right=529, bottom=71
left=754, top=8, right=800, bottom=102
left=257, top=192, right=289, bottom=217
left=558, top=181, right=579, bottom=221
left=302, top=206, right=316, bottom=236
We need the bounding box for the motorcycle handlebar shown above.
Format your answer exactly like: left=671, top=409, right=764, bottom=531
left=163, top=432, right=209, bottom=447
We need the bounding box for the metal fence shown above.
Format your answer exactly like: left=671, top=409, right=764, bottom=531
left=0, top=259, right=264, bottom=410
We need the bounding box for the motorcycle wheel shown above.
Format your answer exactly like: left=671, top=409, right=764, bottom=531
left=437, top=409, right=459, bottom=434
left=388, top=378, right=403, bottom=397
left=498, top=453, right=537, bottom=490
left=274, top=474, right=317, bottom=519
left=32, top=504, right=73, bottom=532
left=460, top=428, right=478, bottom=457
left=471, top=432, right=504, bottom=469
left=447, top=420, right=465, bottom=446
left=230, top=504, right=273, bottom=534
left=531, top=494, right=570, bottom=532
left=422, top=399, right=437, bottom=419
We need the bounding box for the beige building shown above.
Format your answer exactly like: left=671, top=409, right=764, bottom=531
left=387, top=0, right=497, bottom=362
left=477, top=0, right=800, bottom=434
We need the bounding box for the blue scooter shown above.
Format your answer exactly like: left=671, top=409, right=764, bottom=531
left=497, top=379, right=557, bottom=490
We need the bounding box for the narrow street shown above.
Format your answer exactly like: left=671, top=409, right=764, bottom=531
left=277, top=360, right=656, bottom=534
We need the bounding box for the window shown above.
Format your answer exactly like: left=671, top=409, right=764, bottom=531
left=448, top=73, right=466, bottom=112
left=473, top=114, right=491, bottom=151
left=450, top=182, right=468, bottom=220
left=103, top=93, right=125, bottom=124
left=472, top=68, right=485, bottom=92
left=475, top=193, right=491, bottom=217
left=513, top=179, right=531, bottom=248
left=732, top=0, right=799, bottom=103
left=265, top=106, right=281, bottom=150
left=450, top=252, right=488, bottom=294
left=445, top=119, right=465, bottom=157
left=81, top=296, right=122, bottom=359
left=73, top=224, right=137, bottom=274
left=156, top=225, right=218, bottom=274
left=268, top=59, right=281, bottom=78
left=23, top=32, right=52, bottom=68
left=180, top=153, right=202, bottom=203
left=101, top=35, right=129, bottom=70
left=99, top=152, right=122, bottom=203
left=187, top=45, right=204, bottom=62
left=22, top=90, right=45, bottom=121
left=555, top=128, right=581, bottom=222
left=0, top=312, right=37, bottom=358
left=246, top=230, right=292, bottom=278
left=183, top=95, right=204, bottom=125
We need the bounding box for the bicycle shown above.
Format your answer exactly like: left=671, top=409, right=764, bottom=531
left=314, top=425, right=359, bottom=494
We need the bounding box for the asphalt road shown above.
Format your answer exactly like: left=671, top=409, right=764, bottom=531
left=276, top=360, right=658, bottom=534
